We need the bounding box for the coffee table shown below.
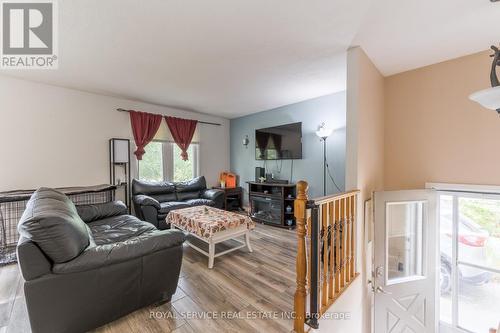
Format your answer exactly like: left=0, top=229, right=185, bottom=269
left=166, top=206, right=254, bottom=268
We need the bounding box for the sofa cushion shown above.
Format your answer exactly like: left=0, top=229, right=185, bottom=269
left=52, top=229, right=186, bottom=274
left=132, top=179, right=175, bottom=196
left=17, top=188, right=90, bottom=263
left=159, top=201, right=189, bottom=214
left=76, top=201, right=128, bottom=223
left=177, top=191, right=200, bottom=201
left=185, top=198, right=214, bottom=207
left=132, top=179, right=178, bottom=203
left=88, top=214, right=156, bottom=245
left=175, top=176, right=207, bottom=200
left=152, top=192, right=178, bottom=203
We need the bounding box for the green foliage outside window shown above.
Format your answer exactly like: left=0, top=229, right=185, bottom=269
left=138, top=142, right=195, bottom=182
left=461, top=198, right=500, bottom=237
left=460, top=198, right=500, bottom=269
left=138, top=142, right=163, bottom=181
left=173, top=145, right=194, bottom=182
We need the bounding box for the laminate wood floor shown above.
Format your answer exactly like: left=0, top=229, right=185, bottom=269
left=0, top=224, right=296, bottom=333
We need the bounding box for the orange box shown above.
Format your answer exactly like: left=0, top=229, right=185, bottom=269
left=219, top=172, right=237, bottom=188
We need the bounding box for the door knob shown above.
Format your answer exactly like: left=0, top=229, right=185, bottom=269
left=375, top=286, right=392, bottom=295
left=369, top=280, right=376, bottom=293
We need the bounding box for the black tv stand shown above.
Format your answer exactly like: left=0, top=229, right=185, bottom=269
left=264, top=179, right=289, bottom=184
left=247, top=181, right=297, bottom=229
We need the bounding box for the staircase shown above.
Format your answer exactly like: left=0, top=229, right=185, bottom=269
left=293, top=180, right=360, bottom=332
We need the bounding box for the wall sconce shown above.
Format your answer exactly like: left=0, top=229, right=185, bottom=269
left=243, top=135, right=249, bottom=148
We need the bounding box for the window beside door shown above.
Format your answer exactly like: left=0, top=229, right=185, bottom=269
left=138, top=141, right=199, bottom=182
left=439, top=194, right=500, bottom=333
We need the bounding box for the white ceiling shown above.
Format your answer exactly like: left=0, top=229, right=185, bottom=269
left=2, top=0, right=500, bottom=118
left=353, top=0, right=500, bottom=76
left=1, top=0, right=370, bottom=118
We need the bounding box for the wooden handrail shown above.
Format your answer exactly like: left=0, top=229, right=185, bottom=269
left=312, top=189, right=360, bottom=205
left=293, top=182, right=360, bottom=332
left=293, top=181, right=308, bottom=333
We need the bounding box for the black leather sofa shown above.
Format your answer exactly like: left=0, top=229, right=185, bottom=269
left=17, top=188, right=185, bottom=333
left=132, top=176, right=224, bottom=229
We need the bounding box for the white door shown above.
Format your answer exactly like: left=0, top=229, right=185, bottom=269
left=374, top=190, right=438, bottom=333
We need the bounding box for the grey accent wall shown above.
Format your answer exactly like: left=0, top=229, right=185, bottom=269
left=230, top=92, right=346, bottom=201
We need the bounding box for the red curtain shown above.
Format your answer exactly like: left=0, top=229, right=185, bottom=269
left=129, top=111, right=162, bottom=160
left=165, top=116, right=198, bottom=161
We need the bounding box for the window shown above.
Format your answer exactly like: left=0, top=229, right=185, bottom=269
left=438, top=192, right=500, bottom=333
left=172, top=145, right=196, bottom=182
left=139, top=141, right=163, bottom=181
left=138, top=142, right=199, bottom=182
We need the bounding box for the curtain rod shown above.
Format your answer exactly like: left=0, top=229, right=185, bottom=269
left=116, top=108, right=221, bottom=126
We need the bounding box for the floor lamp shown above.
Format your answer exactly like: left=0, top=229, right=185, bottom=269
left=316, top=123, right=333, bottom=196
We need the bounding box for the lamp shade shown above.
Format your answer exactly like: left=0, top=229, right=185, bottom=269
left=112, top=139, right=129, bottom=163
left=315, top=123, right=333, bottom=139
left=469, top=86, right=500, bottom=112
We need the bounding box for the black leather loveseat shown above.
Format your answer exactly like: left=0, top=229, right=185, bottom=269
left=132, top=176, right=224, bottom=229
left=17, top=188, right=185, bottom=333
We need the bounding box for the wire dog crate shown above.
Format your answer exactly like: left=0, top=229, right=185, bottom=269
left=0, top=185, right=116, bottom=265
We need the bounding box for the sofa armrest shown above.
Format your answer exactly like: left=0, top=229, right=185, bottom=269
left=53, top=229, right=185, bottom=274
left=133, top=195, right=161, bottom=210
left=202, top=188, right=224, bottom=201
left=201, top=188, right=224, bottom=208
left=76, top=201, right=128, bottom=223
left=17, top=236, right=52, bottom=281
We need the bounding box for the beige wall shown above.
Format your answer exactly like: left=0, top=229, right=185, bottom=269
left=319, top=46, right=385, bottom=333
left=0, top=75, right=230, bottom=191
left=348, top=48, right=385, bottom=197
left=348, top=46, right=385, bottom=333
left=320, top=47, right=495, bottom=333
left=385, top=50, right=498, bottom=190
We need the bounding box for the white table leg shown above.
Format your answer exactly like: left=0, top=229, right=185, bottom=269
left=245, top=230, right=253, bottom=253
left=208, top=238, right=215, bottom=269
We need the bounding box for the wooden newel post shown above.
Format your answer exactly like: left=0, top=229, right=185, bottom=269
left=294, top=180, right=308, bottom=333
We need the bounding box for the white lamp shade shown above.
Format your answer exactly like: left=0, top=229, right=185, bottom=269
left=316, top=124, right=333, bottom=138
left=469, top=86, right=500, bottom=111
left=113, top=139, right=129, bottom=163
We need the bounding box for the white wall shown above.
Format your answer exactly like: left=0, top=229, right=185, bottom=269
left=0, top=75, right=230, bottom=191
left=318, top=46, right=385, bottom=333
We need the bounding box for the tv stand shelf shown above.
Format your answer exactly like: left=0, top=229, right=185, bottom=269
left=247, top=181, right=297, bottom=229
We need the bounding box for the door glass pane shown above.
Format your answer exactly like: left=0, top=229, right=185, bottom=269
left=458, top=267, right=499, bottom=333
left=458, top=197, right=500, bottom=271
left=439, top=195, right=453, bottom=325
left=386, top=201, right=425, bottom=283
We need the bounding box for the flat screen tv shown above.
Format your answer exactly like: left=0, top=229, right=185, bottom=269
left=255, top=122, right=302, bottom=160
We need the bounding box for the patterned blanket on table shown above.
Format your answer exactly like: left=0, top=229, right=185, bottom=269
left=167, top=206, right=255, bottom=240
